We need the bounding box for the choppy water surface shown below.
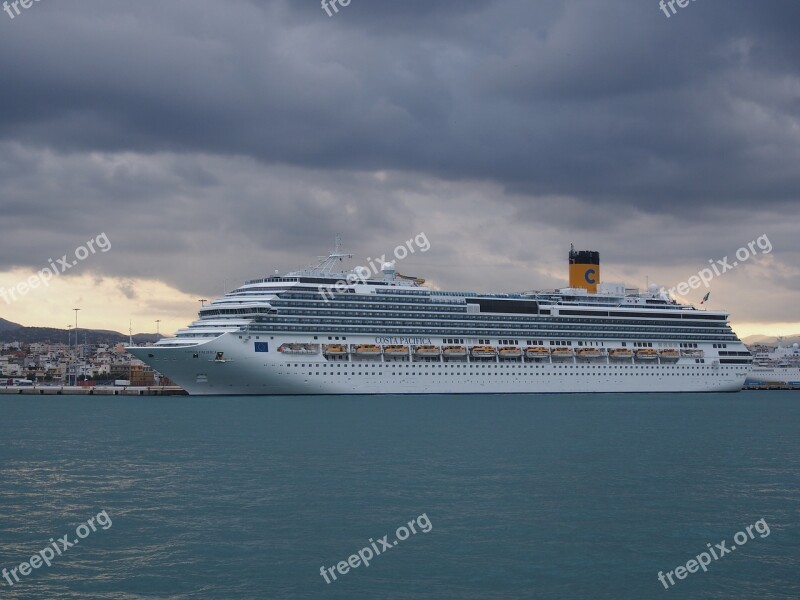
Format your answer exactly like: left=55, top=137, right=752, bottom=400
left=1, top=392, right=798, bottom=599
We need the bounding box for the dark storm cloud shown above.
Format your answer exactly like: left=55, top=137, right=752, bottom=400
left=0, top=143, right=416, bottom=293
left=0, top=0, right=798, bottom=327
left=1, top=0, right=799, bottom=213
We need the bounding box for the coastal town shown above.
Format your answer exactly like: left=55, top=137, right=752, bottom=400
left=0, top=340, right=168, bottom=387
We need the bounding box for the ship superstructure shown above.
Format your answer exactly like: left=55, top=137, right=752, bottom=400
left=127, top=245, right=751, bottom=395
left=746, top=341, right=800, bottom=388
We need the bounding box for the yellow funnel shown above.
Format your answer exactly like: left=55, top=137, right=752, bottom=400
left=569, top=245, right=600, bottom=292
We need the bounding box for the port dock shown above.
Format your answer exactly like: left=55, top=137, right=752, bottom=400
left=0, top=385, right=187, bottom=396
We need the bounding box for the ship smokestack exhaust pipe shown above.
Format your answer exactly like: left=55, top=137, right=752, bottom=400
left=569, top=244, right=600, bottom=292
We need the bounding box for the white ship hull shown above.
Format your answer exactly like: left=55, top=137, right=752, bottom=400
left=128, top=334, right=748, bottom=396
left=127, top=243, right=751, bottom=396
left=746, top=366, right=800, bottom=386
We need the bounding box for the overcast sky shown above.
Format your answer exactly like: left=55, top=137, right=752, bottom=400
left=0, top=0, right=798, bottom=337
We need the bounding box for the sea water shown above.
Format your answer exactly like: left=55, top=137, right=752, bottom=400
left=1, top=392, right=798, bottom=599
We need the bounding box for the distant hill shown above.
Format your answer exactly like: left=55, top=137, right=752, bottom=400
left=742, top=334, right=800, bottom=346
left=0, top=321, right=161, bottom=345
left=0, top=318, right=23, bottom=332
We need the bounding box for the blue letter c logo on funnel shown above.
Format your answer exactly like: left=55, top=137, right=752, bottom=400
left=584, top=268, right=596, bottom=284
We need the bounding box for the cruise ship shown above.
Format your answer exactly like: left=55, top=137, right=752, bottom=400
left=745, top=341, right=800, bottom=388
left=127, top=244, right=752, bottom=395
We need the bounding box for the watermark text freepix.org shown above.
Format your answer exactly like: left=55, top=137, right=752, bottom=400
left=657, top=518, right=770, bottom=590
left=659, top=0, right=698, bottom=19
left=0, top=232, right=111, bottom=305
left=666, top=234, right=771, bottom=298
left=321, top=0, right=352, bottom=17
left=318, top=232, right=430, bottom=302
left=2, top=510, right=112, bottom=587
left=320, top=513, right=432, bottom=584
left=3, top=0, right=43, bottom=20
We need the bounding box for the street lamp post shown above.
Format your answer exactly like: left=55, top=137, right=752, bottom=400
left=72, top=308, right=80, bottom=386
left=66, top=325, right=72, bottom=386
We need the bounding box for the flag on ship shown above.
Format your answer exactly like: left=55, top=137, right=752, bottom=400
left=701, top=292, right=710, bottom=304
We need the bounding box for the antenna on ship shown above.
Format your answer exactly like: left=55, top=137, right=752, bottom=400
left=286, top=236, right=355, bottom=277
left=129, top=320, right=133, bottom=346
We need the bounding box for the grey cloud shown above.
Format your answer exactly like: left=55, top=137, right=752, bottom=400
left=0, top=0, right=798, bottom=328
left=0, top=0, right=798, bottom=214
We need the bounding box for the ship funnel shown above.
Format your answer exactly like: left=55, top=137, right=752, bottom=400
left=382, top=261, right=396, bottom=281
left=569, top=244, right=600, bottom=293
